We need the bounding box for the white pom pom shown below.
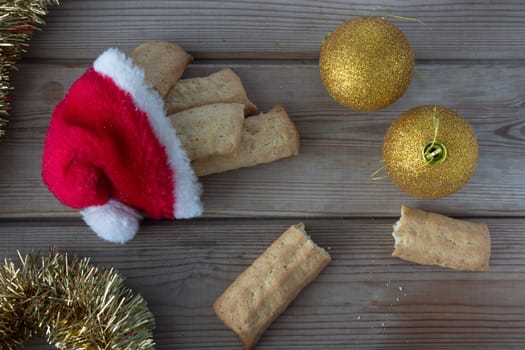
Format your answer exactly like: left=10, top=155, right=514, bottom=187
left=81, top=200, right=143, bottom=244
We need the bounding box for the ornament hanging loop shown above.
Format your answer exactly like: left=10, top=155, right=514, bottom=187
left=422, top=105, right=446, bottom=165
left=372, top=6, right=431, bottom=29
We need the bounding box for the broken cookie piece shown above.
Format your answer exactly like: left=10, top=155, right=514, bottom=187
left=213, top=223, right=331, bottom=350
left=392, top=205, right=490, bottom=271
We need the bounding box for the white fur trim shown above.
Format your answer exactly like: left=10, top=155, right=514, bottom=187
left=81, top=200, right=143, bottom=244
left=93, top=48, right=202, bottom=218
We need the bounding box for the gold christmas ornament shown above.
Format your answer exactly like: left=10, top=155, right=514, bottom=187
left=319, top=16, right=414, bottom=111
left=0, top=250, right=155, bottom=349
left=382, top=105, right=478, bottom=199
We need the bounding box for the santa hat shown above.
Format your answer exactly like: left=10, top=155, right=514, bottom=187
left=42, top=48, right=203, bottom=244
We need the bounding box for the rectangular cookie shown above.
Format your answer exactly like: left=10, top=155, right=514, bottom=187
left=169, top=103, right=244, bottom=160
left=192, top=105, right=300, bottom=176
left=130, top=40, right=193, bottom=97
left=392, top=205, right=491, bottom=271
left=213, top=223, right=331, bottom=350
left=165, top=68, right=257, bottom=115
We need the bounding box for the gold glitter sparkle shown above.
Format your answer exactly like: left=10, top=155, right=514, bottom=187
left=382, top=105, right=478, bottom=199
left=0, top=250, right=155, bottom=349
left=319, top=16, right=414, bottom=111
left=0, top=0, right=59, bottom=137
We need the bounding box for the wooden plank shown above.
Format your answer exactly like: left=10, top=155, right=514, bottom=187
left=27, top=0, right=525, bottom=60
left=0, top=218, right=524, bottom=349
left=2, top=62, right=524, bottom=218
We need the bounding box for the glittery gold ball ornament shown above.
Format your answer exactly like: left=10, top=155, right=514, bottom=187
left=319, top=16, right=414, bottom=111
left=383, top=105, right=478, bottom=199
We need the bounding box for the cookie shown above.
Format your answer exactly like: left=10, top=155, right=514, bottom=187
left=213, top=223, right=331, bottom=350
left=192, top=105, right=300, bottom=176
left=392, top=205, right=491, bottom=271
left=130, top=40, right=193, bottom=97
left=169, top=103, right=244, bottom=160
left=165, top=68, right=257, bottom=115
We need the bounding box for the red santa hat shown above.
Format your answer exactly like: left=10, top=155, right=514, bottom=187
left=42, top=48, right=202, bottom=244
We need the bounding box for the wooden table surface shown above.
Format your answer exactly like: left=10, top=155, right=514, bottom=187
left=2, top=1, right=525, bottom=349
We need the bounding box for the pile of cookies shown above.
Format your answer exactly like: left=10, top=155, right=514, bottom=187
left=130, top=40, right=300, bottom=176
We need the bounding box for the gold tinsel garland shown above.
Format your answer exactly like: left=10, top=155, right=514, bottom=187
left=0, top=250, right=155, bottom=349
left=0, top=0, right=58, bottom=137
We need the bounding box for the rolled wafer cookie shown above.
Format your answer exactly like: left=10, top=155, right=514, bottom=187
left=130, top=40, right=193, bottom=97
left=192, top=105, right=300, bottom=176
left=169, top=103, right=245, bottom=160
left=165, top=68, right=257, bottom=115
left=392, top=205, right=491, bottom=271
left=213, top=223, right=331, bottom=350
